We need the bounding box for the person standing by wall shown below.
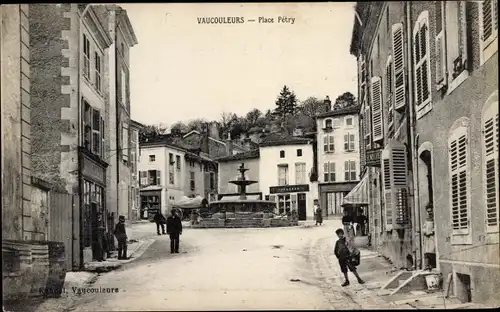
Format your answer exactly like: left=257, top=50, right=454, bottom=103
left=423, top=203, right=436, bottom=271
left=154, top=210, right=166, bottom=235
left=166, top=209, right=183, bottom=253
left=114, top=215, right=129, bottom=260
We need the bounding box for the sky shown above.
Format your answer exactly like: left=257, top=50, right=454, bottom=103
left=121, top=3, right=358, bottom=127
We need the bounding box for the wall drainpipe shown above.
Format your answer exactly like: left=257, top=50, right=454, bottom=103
left=405, top=2, right=423, bottom=270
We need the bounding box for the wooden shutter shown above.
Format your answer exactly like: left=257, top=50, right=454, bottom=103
left=481, top=0, right=497, bottom=44
left=156, top=170, right=161, bottom=186
left=324, top=163, right=329, bottom=182
left=100, top=116, right=105, bottom=157
left=483, top=105, right=499, bottom=233
left=449, top=127, right=469, bottom=234
left=140, top=171, right=148, bottom=186
left=349, top=134, right=355, bottom=151
left=435, top=31, right=447, bottom=89
left=344, top=161, right=349, bottom=181
left=413, top=14, right=432, bottom=118
left=291, top=194, right=297, bottom=211
left=382, top=140, right=409, bottom=230
left=359, top=54, right=366, bottom=86
left=329, top=162, right=335, bottom=182
left=344, top=134, right=349, bottom=151
left=323, top=136, right=328, bottom=153
left=370, top=76, right=384, bottom=142
left=392, top=23, right=406, bottom=111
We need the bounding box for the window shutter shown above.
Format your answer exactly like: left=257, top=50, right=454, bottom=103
left=100, top=116, right=105, bottom=157
left=435, top=31, right=447, bottom=89
left=291, top=194, right=297, bottom=210
left=392, top=23, right=406, bottom=111
left=349, top=134, right=355, bottom=151
left=324, top=163, right=329, bottom=182
left=483, top=106, right=499, bottom=233
left=344, top=161, right=349, bottom=181
left=414, top=14, right=432, bottom=118
left=140, top=171, right=148, bottom=186
left=329, top=135, right=335, bottom=152
left=370, top=76, right=384, bottom=142
left=360, top=55, right=366, bottom=85
left=323, top=136, right=328, bottom=153
left=481, top=0, right=496, bottom=43
left=344, top=134, right=349, bottom=151
left=156, top=170, right=161, bottom=186
left=382, top=140, right=409, bottom=230
left=449, top=128, right=469, bottom=235
left=364, top=104, right=371, bottom=142
left=329, top=162, right=335, bottom=182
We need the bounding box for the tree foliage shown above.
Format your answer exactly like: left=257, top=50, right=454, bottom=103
left=332, top=91, right=357, bottom=111
left=139, top=123, right=168, bottom=142
left=274, top=85, right=298, bottom=121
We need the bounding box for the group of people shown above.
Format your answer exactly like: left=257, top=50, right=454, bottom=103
left=154, top=209, right=183, bottom=253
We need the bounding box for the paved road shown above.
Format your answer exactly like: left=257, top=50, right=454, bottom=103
left=41, top=219, right=383, bottom=311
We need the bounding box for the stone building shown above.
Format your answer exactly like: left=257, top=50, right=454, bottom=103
left=1, top=4, right=33, bottom=241
left=316, top=102, right=362, bottom=218
left=130, top=119, right=143, bottom=220
left=351, top=1, right=499, bottom=304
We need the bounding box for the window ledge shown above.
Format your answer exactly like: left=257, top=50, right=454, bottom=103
left=446, top=70, right=469, bottom=96
left=450, top=233, right=473, bottom=245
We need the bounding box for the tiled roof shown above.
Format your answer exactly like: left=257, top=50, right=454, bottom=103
left=259, top=133, right=312, bottom=147
left=215, top=149, right=260, bottom=162
left=316, top=105, right=361, bottom=119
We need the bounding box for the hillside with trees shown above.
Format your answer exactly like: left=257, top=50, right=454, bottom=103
left=140, top=86, right=357, bottom=145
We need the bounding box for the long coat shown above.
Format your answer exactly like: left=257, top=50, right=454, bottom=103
left=315, top=207, right=323, bottom=223
left=423, top=220, right=436, bottom=254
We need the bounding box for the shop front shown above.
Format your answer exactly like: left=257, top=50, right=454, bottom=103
left=140, top=188, right=162, bottom=220
left=266, top=184, right=310, bottom=221
left=78, top=148, right=108, bottom=265
left=318, top=182, right=358, bottom=218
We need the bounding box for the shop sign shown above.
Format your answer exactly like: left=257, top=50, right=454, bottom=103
left=366, top=148, right=382, bottom=167
left=270, top=184, right=309, bottom=194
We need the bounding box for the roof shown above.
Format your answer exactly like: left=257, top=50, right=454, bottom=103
left=259, top=133, right=312, bottom=147
left=183, top=130, right=247, bottom=151
left=216, top=149, right=260, bottom=162
left=316, top=105, right=361, bottom=119
left=141, top=134, right=217, bottom=164
left=350, top=2, right=365, bottom=56
left=130, top=119, right=145, bottom=129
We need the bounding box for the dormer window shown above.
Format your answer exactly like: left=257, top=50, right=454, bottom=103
left=324, top=119, right=333, bottom=129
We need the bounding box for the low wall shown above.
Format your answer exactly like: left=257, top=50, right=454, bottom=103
left=2, top=240, right=66, bottom=305
left=192, top=217, right=299, bottom=229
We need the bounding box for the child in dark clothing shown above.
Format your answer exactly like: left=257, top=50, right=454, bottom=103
left=334, top=228, right=364, bottom=287
left=114, top=215, right=128, bottom=260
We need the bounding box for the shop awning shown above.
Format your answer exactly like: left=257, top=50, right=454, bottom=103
left=218, top=195, right=260, bottom=202
left=173, top=196, right=208, bottom=209
left=342, top=174, right=369, bottom=206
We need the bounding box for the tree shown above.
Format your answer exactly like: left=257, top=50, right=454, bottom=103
left=218, top=112, right=237, bottom=139
left=332, top=91, right=357, bottom=111
left=274, top=85, right=298, bottom=120
left=170, top=121, right=189, bottom=135
left=298, top=97, right=328, bottom=118
left=245, top=108, right=262, bottom=128
left=139, top=123, right=168, bottom=142
left=187, top=118, right=208, bottom=133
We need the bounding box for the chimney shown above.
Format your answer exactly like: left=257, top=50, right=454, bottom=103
left=201, top=122, right=209, bottom=154
left=226, top=132, right=234, bottom=156
left=209, top=121, right=220, bottom=140
left=293, top=128, right=304, bottom=137
left=324, top=95, right=332, bottom=111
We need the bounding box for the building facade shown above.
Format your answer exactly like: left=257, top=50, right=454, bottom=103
left=1, top=4, right=33, bottom=241
left=408, top=1, right=499, bottom=304
left=258, top=135, right=317, bottom=221
left=351, top=1, right=499, bottom=304
left=107, top=6, right=138, bottom=222
left=130, top=120, right=143, bottom=220
left=216, top=150, right=261, bottom=198
left=316, top=105, right=362, bottom=217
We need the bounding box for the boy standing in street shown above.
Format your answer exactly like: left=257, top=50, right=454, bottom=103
left=114, top=215, right=129, bottom=260
left=166, top=209, right=183, bottom=253
left=334, top=228, right=364, bottom=287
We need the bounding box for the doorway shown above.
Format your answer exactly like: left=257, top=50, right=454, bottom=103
left=298, top=193, right=307, bottom=221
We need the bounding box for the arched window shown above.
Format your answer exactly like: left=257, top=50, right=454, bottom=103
left=325, top=119, right=332, bottom=129
left=448, top=118, right=471, bottom=244
left=482, top=91, right=499, bottom=236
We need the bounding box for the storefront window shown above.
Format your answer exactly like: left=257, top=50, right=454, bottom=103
left=278, top=194, right=291, bottom=214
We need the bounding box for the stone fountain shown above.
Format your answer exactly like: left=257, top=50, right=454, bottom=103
left=192, top=163, right=299, bottom=228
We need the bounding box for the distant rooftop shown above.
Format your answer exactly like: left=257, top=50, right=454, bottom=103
left=316, top=105, right=361, bottom=119
left=259, top=133, right=312, bottom=147
left=216, top=149, right=260, bottom=162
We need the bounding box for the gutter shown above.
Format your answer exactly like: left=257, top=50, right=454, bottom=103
left=405, top=2, right=423, bottom=270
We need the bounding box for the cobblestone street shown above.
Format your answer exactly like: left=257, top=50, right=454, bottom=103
left=34, top=219, right=400, bottom=311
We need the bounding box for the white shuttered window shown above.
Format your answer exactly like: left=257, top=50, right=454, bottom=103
left=413, top=12, right=432, bottom=119
left=448, top=126, right=470, bottom=235
left=483, top=101, right=499, bottom=234
left=480, top=0, right=498, bottom=64
left=370, top=76, right=383, bottom=142
left=392, top=23, right=406, bottom=111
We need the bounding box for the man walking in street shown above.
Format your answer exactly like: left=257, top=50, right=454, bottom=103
left=166, top=209, right=183, bottom=253
left=154, top=210, right=167, bottom=235
left=114, top=215, right=129, bottom=260
left=334, top=228, right=364, bottom=287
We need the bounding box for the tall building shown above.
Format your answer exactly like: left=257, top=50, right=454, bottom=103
left=130, top=120, right=144, bottom=220
left=350, top=1, right=499, bottom=304
left=316, top=100, right=361, bottom=218
left=107, top=6, right=138, bottom=222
